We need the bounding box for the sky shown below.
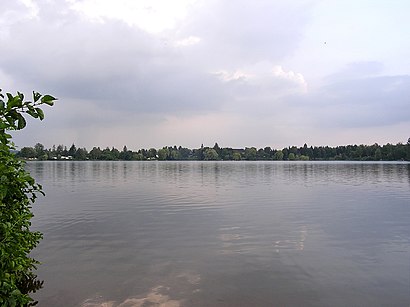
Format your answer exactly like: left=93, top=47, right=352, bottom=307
left=1, top=0, right=410, bottom=150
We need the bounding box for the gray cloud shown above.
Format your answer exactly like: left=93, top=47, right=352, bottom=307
left=293, top=72, right=410, bottom=129
left=2, top=1, right=409, bottom=149
left=1, top=2, right=226, bottom=114
left=179, top=1, right=313, bottom=67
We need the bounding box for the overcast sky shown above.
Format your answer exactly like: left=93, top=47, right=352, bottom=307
left=2, top=0, right=410, bottom=150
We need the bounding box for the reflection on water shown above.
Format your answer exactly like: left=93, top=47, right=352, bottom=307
left=27, top=161, right=410, bottom=307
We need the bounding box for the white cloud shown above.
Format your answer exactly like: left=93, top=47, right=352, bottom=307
left=0, top=0, right=39, bottom=39
left=174, top=36, right=201, bottom=47
left=67, top=0, right=197, bottom=33
left=214, top=70, right=251, bottom=82
left=272, top=65, right=307, bottom=92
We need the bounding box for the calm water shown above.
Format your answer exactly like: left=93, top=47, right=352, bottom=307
left=26, top=161, right=410, bottom=307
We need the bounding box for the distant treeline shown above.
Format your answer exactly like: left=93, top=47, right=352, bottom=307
left=17, top=140, right=410, bottom=161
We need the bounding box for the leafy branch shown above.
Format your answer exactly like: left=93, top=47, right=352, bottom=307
left=0, top=89, right=56, bottom=146
left=0, top=88, right=56, bottom=306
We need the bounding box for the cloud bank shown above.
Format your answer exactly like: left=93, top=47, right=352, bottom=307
left=1, top=0, right=409, bottom=149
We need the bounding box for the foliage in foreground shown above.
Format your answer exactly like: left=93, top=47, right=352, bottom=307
left=0, top=89, right=56, bottom=306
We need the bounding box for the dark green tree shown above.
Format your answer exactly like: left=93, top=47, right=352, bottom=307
left=19, top=147, right=37, bottom=159
left=56, top=144, right=64, bottom=158
left=110, top=147, right=120, bottom=160
left=273, top=150, right=284, bottom=160
left=101, top=147, right=114, bottom=160
left=232, top=152, right=242, bottom=161
left=244, top=147, right=257, bottom=160
left=68, top=144, right=77, bottom=157
left=89, top=147, right=102, bottom=160
left=119, top=146, right=133, bottom=160
left=288, top=152, right=296, bottom=160
left=204, top=148, right=219, bottom=160
left=157, top=148, right=169, bottom=160
left=33, top=143, right=45, bottom=159
left=178, top=146, right=192, bottom=160
left=0, top=89, right=56, bottom=306
left=170, top=149, right=180, bottom=160
left=147, top=148, right=157, bottom=159
left=407, top=138, right=410, bottom=161
left=74, top=148, right=88, bottom=160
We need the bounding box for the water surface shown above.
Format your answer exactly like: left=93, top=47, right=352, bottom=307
left=27, top=161, right=410, bottom=306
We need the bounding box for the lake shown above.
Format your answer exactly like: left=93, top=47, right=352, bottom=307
left=27, top=161, right=410, bottom=307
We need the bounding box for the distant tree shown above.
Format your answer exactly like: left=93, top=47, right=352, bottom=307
left=13, top=140, right=410, bottom=162
left=34, top=143, right=45, bottom=158
left=195, top=144, right=205, bottom=160
left=101, top=147, right=112, bottom=160
left=273, top=150, right=284, bottom=160
left=263, top=146, right=272, bottom=159
left=281, top=148, right=289, bottom=160
left=170, top=149, right=180, bottom=160
left=204, top=148, right=219, bottom=160
left=74, top=148, right=88, bottom=160
left=56, top=144, right=64, bottom=157
left=119, top=145, right=133, bottom=160
left=89, top=147, right=102, bottom=160
left=407, top=138, right=410, bottom=161
left=374, top=148, right=382, bottom=160
left=219, top=147, right=233, bottom=160
left=48, top=145, right=56, bottom=159
left=232, top=152, right=242, bottom=161
left=109, top=147, right=119, bottom=160
left=178, top=147, right=192, bottom=160
left=306, top=146, right=314, bottom=159
left=20, top=146, right=37, bottom=159
left=289, top=146, right=299, bottom=157
left=68, top=144, right=77, bottom=157
left=133, top=152, right=144, bottom=160
left=147, top=148, right=157, bottom=159
left=213, top=143, right=221, bottom=156
left=256, top=148, right=265, bottom=160
left=300, top=143, right=308, bottom=156
left=299, top=155, right=309, bottom=161
left=158, top=148, right=169, bottom=160
left=244, top=147, right=257, bottom=160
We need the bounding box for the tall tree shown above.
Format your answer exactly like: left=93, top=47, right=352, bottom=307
left=34, top=143, right=45, bottom=158
left=68, top=144, right=77, bottom=157
left=89, top=147, right=102, bottom=160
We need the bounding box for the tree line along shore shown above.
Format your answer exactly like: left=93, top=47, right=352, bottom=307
left=17, top=140, right=410, bottom=161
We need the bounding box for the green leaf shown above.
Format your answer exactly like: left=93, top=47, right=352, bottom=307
left=6, top=95, right=23, bottom=110
left=35, top=108, right=44, bottom=120
left=9, top=110, right=19, bottom=120
left=33, top=92, right=41, bottom=103
left=17, top=114, right=26, bottom=130
left=17, top=91, right=24, bottom=101
left=26, top=110, right=39, bottom=119
left=41, top=95, right=56, bottom=106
